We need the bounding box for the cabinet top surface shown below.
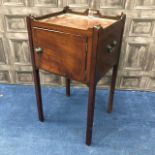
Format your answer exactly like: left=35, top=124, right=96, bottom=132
left=39, top=13, right=117, bottom=30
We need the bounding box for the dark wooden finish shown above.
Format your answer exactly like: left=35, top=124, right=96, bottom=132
left=32, top=27, right=88, bottom=83
left=86, top=26, right=99, bottom=145
left=26, top=16, right=44, bottom=122
left=65, top=78, right=70, bottom=96
left=26, top=6, right=126, bottom=145
left=107, top=15, right=126, bottom=113
left=40, top=14, right=116, bottom=30
left=107, top=64, right=118, bottom=113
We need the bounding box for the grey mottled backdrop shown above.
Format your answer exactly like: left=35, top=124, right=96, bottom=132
left=0, top=0, right=155, bottom=91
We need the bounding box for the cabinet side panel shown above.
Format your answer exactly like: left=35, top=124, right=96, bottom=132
left=96, top=20, right=124, bottom=82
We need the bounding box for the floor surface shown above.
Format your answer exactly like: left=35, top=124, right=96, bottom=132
left=0, top=84, right=155, bottom=155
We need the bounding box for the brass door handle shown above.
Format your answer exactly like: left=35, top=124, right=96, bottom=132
left=112, top=40, right=117, bottom=46
left=35, top=47, right=43, bottom=54
left=107, top=45, right=113, bottom=53
left=106, top=40, right=117, bottom=53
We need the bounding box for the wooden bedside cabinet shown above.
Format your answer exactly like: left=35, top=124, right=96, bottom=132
left=26, top=6, right=126, bottom=145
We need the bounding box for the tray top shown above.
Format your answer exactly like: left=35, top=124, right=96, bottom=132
left=40, top=13, right=117, bottom=30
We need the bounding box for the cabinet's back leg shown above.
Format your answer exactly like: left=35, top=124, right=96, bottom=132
left=33, top=69, right=44, bottom=122
left=107, top=65, right=118, bottom=113
left=65, top=78, right=71, bottom=96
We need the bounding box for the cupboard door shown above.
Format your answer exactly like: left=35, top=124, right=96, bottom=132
left=32, top=28, right=88, bottom=82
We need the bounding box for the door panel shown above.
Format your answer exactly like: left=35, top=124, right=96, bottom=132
left=32, top=28, right=88, bottom=82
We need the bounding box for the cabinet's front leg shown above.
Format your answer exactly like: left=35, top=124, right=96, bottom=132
left=33, top=68, right=44, bottom=122
left=86, top=82, right=96, bottom=145
left=107, top=64, right=118, bottom=113
left=65, top=78, right=71, bottom=96
left=26, top=16, right=44, bottom=122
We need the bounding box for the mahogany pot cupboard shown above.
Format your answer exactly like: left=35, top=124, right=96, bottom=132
left=26, top=6, right=126, bottom=145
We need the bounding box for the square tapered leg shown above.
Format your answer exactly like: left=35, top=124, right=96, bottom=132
left=33, top=69, right=44, bottom=122
left=107, top=65, right=119, bottom=113
left=86, top=83, right=96, bottom=145
left=65, top=78, right=71, bottom=96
